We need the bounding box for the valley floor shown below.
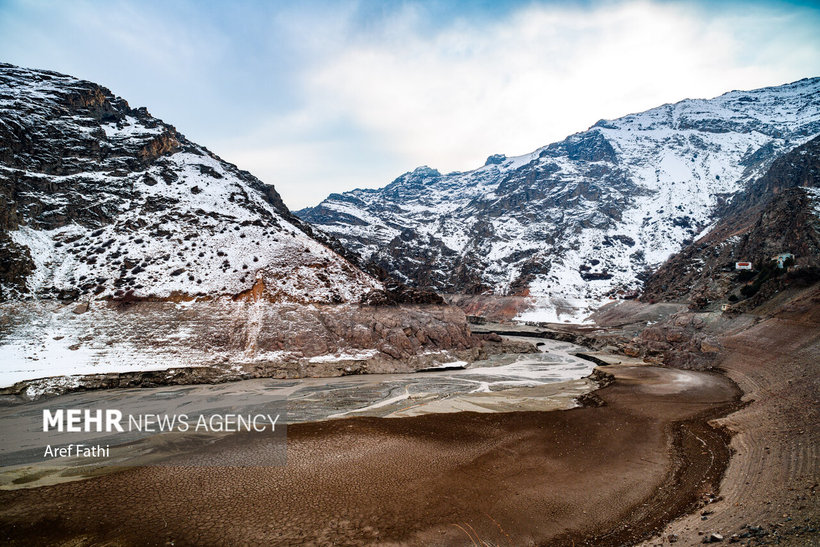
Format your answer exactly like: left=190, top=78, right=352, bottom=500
left=640, top=314, right=820, bottom=546
left=0, top=294, right=817, bottom=546
left=0, top=363, right=740, bottom=546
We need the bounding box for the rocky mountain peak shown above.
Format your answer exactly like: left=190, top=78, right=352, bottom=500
left=395, top=166, right=442, bottom=184
left=485, top=154, right=507, bottom=166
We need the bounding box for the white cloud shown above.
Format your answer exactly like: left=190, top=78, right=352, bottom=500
left=222, top=0, right=819, bottom=208
left=3, top=0, right=817, bottom=209
left=302, top=2, right=816, bottom=168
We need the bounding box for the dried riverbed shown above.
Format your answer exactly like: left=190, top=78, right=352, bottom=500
left=0, top=361, right=742, bottom=546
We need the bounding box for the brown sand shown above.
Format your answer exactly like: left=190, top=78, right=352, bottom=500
left=0, top=366, right=739, bottom=546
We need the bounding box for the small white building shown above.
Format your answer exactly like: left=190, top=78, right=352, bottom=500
left=773, top=253, right=794, bottom=269
left=735, top=261, right=753, bottom=270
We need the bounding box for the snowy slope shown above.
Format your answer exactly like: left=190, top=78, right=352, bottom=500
left=298, top=78, right=820, bottom=321
left=0, top=64, right=383, bottom=303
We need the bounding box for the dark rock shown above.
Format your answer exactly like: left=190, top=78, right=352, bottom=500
left=485, top=153, right=507, bottom=166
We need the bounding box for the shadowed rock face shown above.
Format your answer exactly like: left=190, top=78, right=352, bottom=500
left=0, top=64, right=384, bottom=304
left=0, top=235, right=33, bottom=297
left=298, top=78, right=820, bottom=316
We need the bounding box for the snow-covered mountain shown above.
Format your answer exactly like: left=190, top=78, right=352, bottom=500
left=641, top=134, right=820, bottom=308
left=0, top=64, right=383, bottom=304
left=298, top=77, right=820, bottom=321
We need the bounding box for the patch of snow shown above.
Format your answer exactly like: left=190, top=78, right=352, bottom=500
left=308, top=349, right=379, bottom=363
left=806, top=187, right=820, bottom=217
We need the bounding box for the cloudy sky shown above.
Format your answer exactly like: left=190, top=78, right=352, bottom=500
left=2, top=0, right=819, bottom=208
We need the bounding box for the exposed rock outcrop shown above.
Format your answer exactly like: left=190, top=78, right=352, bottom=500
left=0, top=300, right=484, bottom=400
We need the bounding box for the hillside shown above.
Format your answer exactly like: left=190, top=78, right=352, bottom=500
left=642, top=134, right=820, bottom=309
left=0, top=65, right=482, bottom=397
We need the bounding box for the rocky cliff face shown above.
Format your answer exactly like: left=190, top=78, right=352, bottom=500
left=298, top=78, right=820, bottom=321
left=0, top=64, right=383, bottom=304
left=641, top=135, right=820, bottom=309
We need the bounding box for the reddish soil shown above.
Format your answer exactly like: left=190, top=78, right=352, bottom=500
left=446, top=294, right=535, bottom=322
